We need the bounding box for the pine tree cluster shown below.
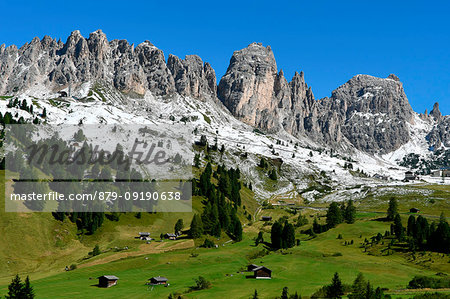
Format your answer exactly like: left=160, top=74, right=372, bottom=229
left=190, top=163, right=243, bottom=241
left=271, top=220, right=296, bottom=249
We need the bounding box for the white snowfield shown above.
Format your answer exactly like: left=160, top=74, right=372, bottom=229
left=1, top=83, right=448, bottom=203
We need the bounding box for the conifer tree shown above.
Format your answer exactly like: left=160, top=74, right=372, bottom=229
left=327, top=272, right=344, bottom=299
left=407, top=215, right=416, bottom=237
left=344, top=200, right=356, bottom=224
left=365, top=281, right=374, bottom=299
left=23, top=276, right=34, bottom=299
left=258, top=158, right=266, bottom=169
left=6, top=274, right=34, bottom=299
left=281, top=221, right=295, bottom=249
left=349, top=272, right=366, bottom=299
left=175, top=219, right=184, bottom=235
left=326, top=202, right=343, bottom=228
left=393, top=214, right=404, bottom=240
left=232, top=217, right=243, bottom=241
left=313, top=217, right=322, bottom=234
left=6, top=274, right=24, bottom=299
left=271, top=221, right=283, bottom=249
left=92, top=244, right=101, bottom=256
left=189, top=214, right=204, bottom=238
left=387, top=197, right=398, bottom=221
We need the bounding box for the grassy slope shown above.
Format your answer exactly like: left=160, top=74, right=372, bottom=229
left=358, top=184, right=450, bottom=217
left=1, top=166, right=449, bottom=298
left=0, top=170, right=205, bottom=283
left=3, top=219, right=447, bottom=299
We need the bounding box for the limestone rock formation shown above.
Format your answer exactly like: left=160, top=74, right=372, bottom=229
left=218, top=42, right=279, bottom=129
left=321, top=74, right=414, bottom=153
left=1, top=32, right=445, bottom=156
left=217, top=42, right=315, bottom=133
left=167, top=54, right=216, bottom=99
left=0, top=29, right=216, bottom=98
left=427, top=116, right=450, bottom=149
left=429, top=102, right=442, bottom=121
left=218, top=42, right=415, bottom=154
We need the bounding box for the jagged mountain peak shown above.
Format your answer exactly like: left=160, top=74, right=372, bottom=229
left=89, top=29, right=105, bottom=36
left=218, top=43, right=416, bottom=154
left=387, top=73, right=400, bottom=81
left=332, top=74, right=413, bottom=119
left=0, top=29, right=217, bottom=99
left=430, top=102, right=442, bottom=121
left=69, top=29, right=83, bottom=37
left=137, top=40, right=156, bottom=48
left=218, top=42, right=315, bottom=134
left=226, top=42, right=277, bottom=76
left=246, top=42, right=272, bottom=50
left=166, top=53, right=217, bottom=99
left=0, top=30, right=441, bottom=157
left=343, top=73, right=402, bottom=86
left=322, top=73, right=415, bottom=154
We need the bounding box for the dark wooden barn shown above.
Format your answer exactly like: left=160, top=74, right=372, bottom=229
left=252, top=266, right=272, bottom=279
left=97, top=275, right=119, bottom=288
left=148, top=276, right=168, bottom=285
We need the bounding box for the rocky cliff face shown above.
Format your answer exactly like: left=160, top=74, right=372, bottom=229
left=320, top=74, right=414, bottom=153
left=427, top=105, right=450, bottom=149
left=218, top=43, right=415, bottom=154
left=218, top=43, right=279, bottom=129
left=429, top=102, right=442, bottom=121
left=167, top=54, right=216, bottom=99
left=217, top=42, right=315, bottom=134
left=0, top=30, right=215, bottom=99
left=1, top=31, right=445, bottom=156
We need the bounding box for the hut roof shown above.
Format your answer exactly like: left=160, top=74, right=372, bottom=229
left=150, top=276, right=168, bottom=282
left=98, top=275, right=119, bottom=280
left=252, top=266, right=272, bottom=273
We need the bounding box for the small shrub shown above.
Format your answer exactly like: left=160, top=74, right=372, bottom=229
left=192, top=276, right=211, bottom=290
left=92, top=245, right=101, bottom=256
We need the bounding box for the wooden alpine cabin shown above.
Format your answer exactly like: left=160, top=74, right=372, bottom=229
left=97, top=275, right=119, bottom=288
left=148, top=276, right=168, bottom=285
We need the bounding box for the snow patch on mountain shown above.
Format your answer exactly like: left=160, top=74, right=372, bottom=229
left=1, top=83, right=448, bottom=204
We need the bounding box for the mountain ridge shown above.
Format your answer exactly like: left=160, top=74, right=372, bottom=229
left=0, top=29, right=448, bottom=156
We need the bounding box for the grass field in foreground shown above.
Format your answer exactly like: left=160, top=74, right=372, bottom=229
left=1, top=165, right=449, bottom=299
left=1, top=219, right=447, bottom=299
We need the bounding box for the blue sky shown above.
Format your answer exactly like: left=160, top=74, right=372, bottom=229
left=1, top=0, right=449, bottom=115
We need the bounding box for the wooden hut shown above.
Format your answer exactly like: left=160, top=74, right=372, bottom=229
left=97, top=275, right=119, bottom=288
left=148, top=276, right=168, bottom=285
left=252, top=266, right=272, bottom=279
